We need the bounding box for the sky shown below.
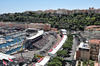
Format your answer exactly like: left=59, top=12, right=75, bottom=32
left=0, top=0, right=100, bottom=14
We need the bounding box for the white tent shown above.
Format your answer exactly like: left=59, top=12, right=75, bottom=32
left=0, top=53, right=15, bottom=60
left=48, top=35, right=67, bottom=56
left=35, top=56, right=51, bottom=66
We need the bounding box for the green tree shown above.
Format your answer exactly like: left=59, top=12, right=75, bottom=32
left=52, top=56, right=64, bottom=62
left=47, top=62, right=62, bottom=66
left=57, top=50, right=68, bottom=57
left=62, top=44, right=72, bottom=50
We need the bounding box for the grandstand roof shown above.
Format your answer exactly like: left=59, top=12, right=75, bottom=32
left=26, top=30, right=44, bottom=40
left=60, top=29, right=67, bottom=32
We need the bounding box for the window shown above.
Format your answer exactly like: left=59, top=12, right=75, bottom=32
left=98, top=45, right=99, bottom=47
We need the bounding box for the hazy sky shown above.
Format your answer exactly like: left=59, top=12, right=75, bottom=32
left=0, top=0, right=100, bottom=14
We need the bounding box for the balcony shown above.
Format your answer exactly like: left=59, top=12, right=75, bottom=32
left=91, top=49, right=96, bottom=52
left=91, top=52, right=98, bottom=55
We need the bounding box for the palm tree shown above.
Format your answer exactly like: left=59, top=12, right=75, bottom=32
left=83, top=60, right=86, bottom=64
left=90, top=61, right=94, bottom=66
left=87, top=60, right=89, bottom=65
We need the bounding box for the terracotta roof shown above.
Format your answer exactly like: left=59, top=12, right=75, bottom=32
left=44, top=9, right=54, bottom=12
left=97, top=28, right=100, bottom=31
left=86, top=25, right=99, bottom=29
left=85, top=25, right=100, bottom=30
left=89, top=39, right=100, bottom=44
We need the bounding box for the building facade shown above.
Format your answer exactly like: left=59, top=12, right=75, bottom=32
left=0, top=22, right=51, bottom=31
left=89, top=39, right=100, bottom=61
left=85, top=25, right=100, bottom=31
left=76, top=42, right=90, bottom=60
left=76, top=39, right=100, bottom=61
left=34, top=7, right=100, bottom=15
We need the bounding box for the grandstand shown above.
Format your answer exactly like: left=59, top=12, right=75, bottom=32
left=48, top=35, right=67, bottom=57
left=33, top=56, right=50, bottom=66
left=31, top=35, right=67, bottom=66
left=10, top=28, right=67, bottom=66
left=25, top=28, right=44, bottom=49
left=31, top=29, right=67, bottom=66
left=31, top=34, right=49, bottom=49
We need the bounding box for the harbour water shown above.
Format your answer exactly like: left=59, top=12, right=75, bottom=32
left=0, top=33, right=25, bottom=54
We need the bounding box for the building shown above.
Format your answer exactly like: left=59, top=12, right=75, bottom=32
left=85, top=25, right=100, bottom=31
left=60, top=29, right=67, bottom=35
left=72, top=9, right=79, bottom=14
left=76, top=39, right=100, bottom=61
left=98, top=49, right=100, bottom=66
left=56, top=8, right=68, bottom=14
left=32, top=7, right=100, bottom=15
left=76, top=42, right=90, bottom=60
left=29, top=23, right=51, bottom=30
left=89, top=39, right=100, bottom=61
left=0, top=22, right=51, bottom=31
left=44, top=9, right=55, bottom=14
left=51, top=28, right=58, bottom=31
left=76, top=25, right=100, bottom=61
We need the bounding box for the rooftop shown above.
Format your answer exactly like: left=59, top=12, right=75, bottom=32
left=79, top=42, right=90, bottom=49
left=89, top=39, right=100, bottom=45
left=60, top=29, right=67, bottom=32
left=85, top=25, right=100, bottom=30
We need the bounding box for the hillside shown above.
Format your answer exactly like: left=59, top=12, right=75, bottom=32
left=0, top=12, right=100, bottom=30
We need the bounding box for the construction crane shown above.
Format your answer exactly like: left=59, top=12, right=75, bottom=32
left=20, top=43, right=24, bottom=51
left=17, top=41, right=25, bottom=52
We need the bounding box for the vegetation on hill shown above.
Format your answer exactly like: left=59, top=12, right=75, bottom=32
left=0, top=12, right=100, bottom=30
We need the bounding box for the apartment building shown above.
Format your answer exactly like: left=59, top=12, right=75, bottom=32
left=35, top=10, right=43, bottom=14
left=76, top=39, right=100, bottom=61
left=76, top=42, right=90, bottom=60
left=89, top=39, right=100, bottom=61
left=98, top=49, right=100, bottom=65
left=56, top=8, right=68, bottom=14
left=29, top=23, right=51, bottom=30
left=44, top=9, right=56, bottom=14
left=34, top=7, right=100, bottom=15
left=72, top=9, right=79, bottom=14
left=0, top=22, right=51, bottom=31
left=85, top=25, right=100, bottom=31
